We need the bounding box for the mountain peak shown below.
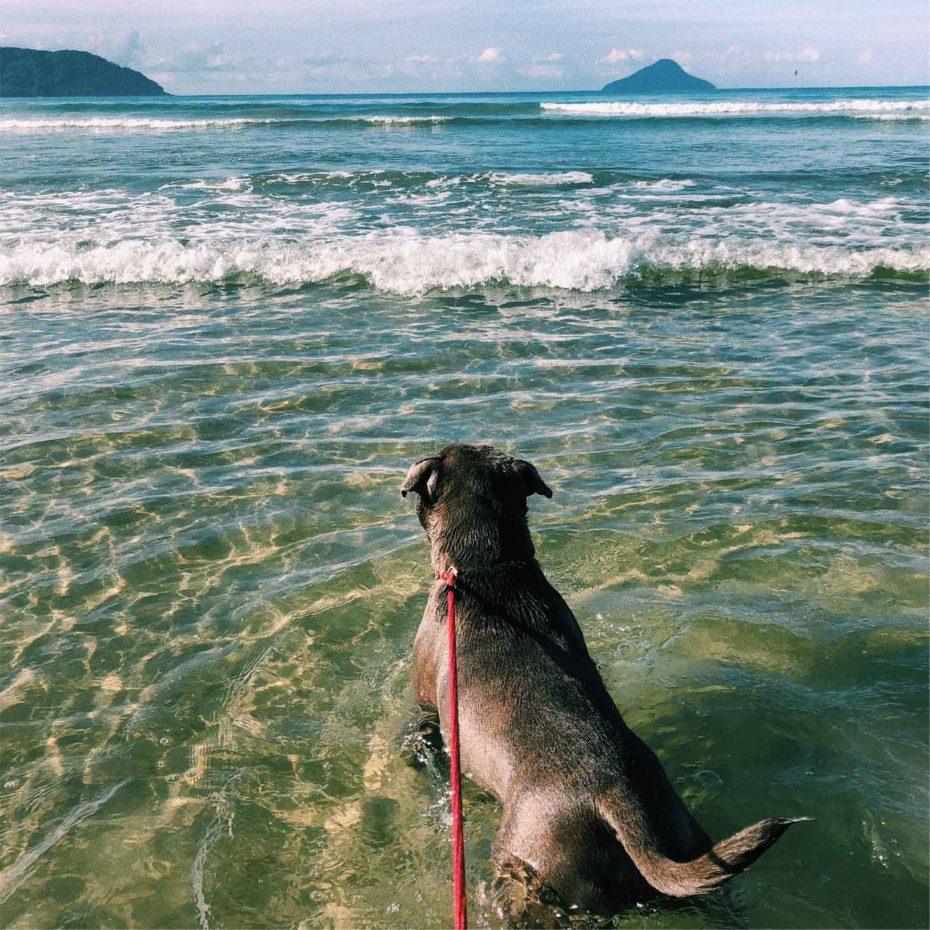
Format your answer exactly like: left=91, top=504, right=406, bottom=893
left=601, top=58, right=716, bottom=95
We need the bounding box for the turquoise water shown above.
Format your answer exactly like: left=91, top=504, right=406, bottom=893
left=0, top=88, right=927, bottom=928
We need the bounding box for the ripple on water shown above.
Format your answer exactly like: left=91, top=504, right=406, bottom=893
left=0, top=281, right=927, bottom=928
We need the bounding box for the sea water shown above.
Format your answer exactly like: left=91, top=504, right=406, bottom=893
left=0, top=88, right=927, bottom=928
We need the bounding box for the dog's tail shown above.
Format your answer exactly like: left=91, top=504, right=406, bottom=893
left=597, top=793, right=808, bottom=898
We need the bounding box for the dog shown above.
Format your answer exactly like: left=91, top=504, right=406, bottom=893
left=403, top=443, right=804, bottom=920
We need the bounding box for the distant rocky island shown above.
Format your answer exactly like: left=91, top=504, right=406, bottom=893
left=0, top=47, right=166, bottom=96
left=601, top=58, right=715, bottom=94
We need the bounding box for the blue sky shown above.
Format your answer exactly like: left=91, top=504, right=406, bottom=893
left=2, top=0, right=927, bottom=93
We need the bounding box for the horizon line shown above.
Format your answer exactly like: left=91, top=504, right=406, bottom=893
left=152, top=83, right=930, bottom=97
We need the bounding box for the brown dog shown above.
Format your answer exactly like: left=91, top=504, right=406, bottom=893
left=403, top=444, right=803, bottom=919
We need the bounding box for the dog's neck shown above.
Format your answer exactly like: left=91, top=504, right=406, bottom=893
left=436, top=557, right=533, bottom=576
left=426, top=506, right=536, bottom=576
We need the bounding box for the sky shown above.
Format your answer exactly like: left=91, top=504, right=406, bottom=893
left=1, top=0, right=927, bottom=94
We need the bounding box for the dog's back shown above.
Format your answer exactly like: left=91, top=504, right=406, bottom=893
left=404, top=444, right=803, bottom=915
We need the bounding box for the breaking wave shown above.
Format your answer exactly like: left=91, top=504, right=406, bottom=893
left=3, top=100, right=927, bottom=132
left=338, top=115, right=452, bottom=125
left=0, top=117, right=283, bottom=132
left=0, top=115, right=452, bottom=132
left=2, top=231, right=926, bottom=295
left=540, top=99, right=930, bottom=119
left=489, top=171, right=595, bottom=186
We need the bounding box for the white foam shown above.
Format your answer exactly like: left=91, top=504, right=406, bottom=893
left=0, top=117, right=279, bottom=132
left=490, top=171, right=594, bottom=186
left=628, top=179, right=697, bottom=192
left=820, top=196, right=898, bottom=215
left=343, top=115, right=451, bottom=125
left=266, top=171, right=358, bottom=184
left=162, top=178, right=250, bottom=192
left=1, top=231, right=925, bottom=294
left=0, top=115, right=451, bottom=132
left=540, top=99, right=930, bottom=118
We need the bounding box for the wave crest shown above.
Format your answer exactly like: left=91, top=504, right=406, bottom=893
left=2, top=232, right=926, bottom=294
left=540, top=99, right=930, bottom=118
left=489, top=171, right=594, bottom=186
left=0, top=115, right=452, bottom=132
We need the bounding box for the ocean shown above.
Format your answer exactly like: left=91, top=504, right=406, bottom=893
left=0, top=87, right=927, bottom=928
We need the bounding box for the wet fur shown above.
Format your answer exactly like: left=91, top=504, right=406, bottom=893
left=403, top=444, right=802, bottom=919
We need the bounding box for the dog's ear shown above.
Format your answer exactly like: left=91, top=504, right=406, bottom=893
left=515, top=459, right=553, bottom=499
left=401, top=457, right=441, bottom=500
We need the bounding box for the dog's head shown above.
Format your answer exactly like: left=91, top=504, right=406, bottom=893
left=401, top=444, right=551, bottom=569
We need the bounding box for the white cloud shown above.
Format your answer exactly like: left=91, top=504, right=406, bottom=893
left=600, top=48, right=646, bottom=64
left=517, top=63, right=564, bottom=79
left=532, top=52, right=563, bottom=62
left=303, top=53, right=361, bottom=67
left=148, top=42, right=230, bottom=74
left=764, top=46, right=821, bottom=63
left=111, top=29, right=145, bottom=68
left=293, top=46, right=523, bottom=86
left=476, top=47, right=504, bottom=64
left=858, top=48, right=873, bottom=63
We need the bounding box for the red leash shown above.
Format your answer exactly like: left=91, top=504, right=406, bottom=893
left=438, top=566, right=467, bottom=930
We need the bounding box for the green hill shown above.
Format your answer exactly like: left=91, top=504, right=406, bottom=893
left=0, top=47, right=166, bottom=97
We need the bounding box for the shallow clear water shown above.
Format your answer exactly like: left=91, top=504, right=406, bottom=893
left=0, top=89, right=927, bottom=929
